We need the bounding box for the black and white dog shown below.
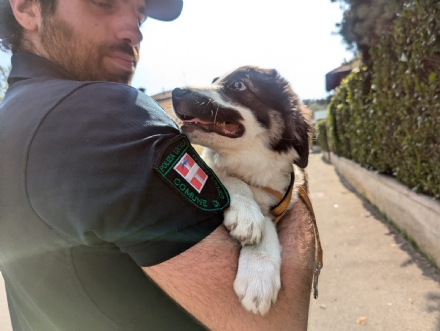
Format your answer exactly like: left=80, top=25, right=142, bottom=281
left=172, top=66, right=315, bottom=315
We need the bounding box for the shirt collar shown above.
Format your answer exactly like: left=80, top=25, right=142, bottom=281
left=8, top=51, right=77, bottom=86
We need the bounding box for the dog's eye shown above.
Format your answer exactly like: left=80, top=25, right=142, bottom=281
left=231, top=81, right=246, bottom=91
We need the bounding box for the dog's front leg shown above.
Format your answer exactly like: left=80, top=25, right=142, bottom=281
left=234, top=218, right=282, bottom=315
left=219, top=175, right=265, bottom=245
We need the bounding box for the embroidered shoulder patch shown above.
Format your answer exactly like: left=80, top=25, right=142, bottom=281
left=154, top=135, right=230, bottom=213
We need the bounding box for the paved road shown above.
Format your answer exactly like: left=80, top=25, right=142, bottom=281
left=1, top=153, right=439, bottom=331
left=307, top=153, right=440, bottom=331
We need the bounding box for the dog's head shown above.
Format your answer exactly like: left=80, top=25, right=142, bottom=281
left=172, top=66, right=312, bottom=168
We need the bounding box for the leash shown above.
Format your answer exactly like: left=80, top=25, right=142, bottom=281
left=298, top=186, right=323, bottom=299
left=262, top=175, right=323, bottom=299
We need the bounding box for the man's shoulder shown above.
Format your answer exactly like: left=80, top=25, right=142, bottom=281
left=2, top=77, right=178, bottom=143
left=8, top=77, right=161, bottom=114
left=73, top=81, right=140, bottom=99
left=63, top=81, right=168, bottom=119
left=61, top=81, right=159, bottom=110
left=59, top=81, right=173, bottom=126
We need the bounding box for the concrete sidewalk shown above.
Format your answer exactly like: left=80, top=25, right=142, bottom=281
left=1, top=153, right=439, bottom=331
left=307, top=152, right=440, bottom=331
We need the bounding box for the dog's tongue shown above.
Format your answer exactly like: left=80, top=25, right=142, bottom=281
left=183, top=118, right=212, bottom=125
left=182, top=118, right=241, bottom=137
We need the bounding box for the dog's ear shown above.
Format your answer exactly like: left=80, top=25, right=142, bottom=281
left=283, top=105, right=313, bottom=168
left=292, top=120, right=310, bottom=168
left=212, top=77, right=219, bottom=84
left=245, top=67, right=312, bottom=168
left=279, top=104, right=312, bottom=169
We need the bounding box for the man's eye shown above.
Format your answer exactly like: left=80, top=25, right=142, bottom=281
left=231, top=81, right=246, bottom=91
left=98, top=2, right=112, bottom=8
left=138, top=16, right=146, bottom=26
left=137, top=6, right=147, bottom=26
left=91, top=0, right=113, bottom=9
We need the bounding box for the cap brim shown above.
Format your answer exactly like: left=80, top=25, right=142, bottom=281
left=146, top=0, right=183, bottom=21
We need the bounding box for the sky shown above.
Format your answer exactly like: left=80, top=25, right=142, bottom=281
left=0, top=0, right=353, bottom=100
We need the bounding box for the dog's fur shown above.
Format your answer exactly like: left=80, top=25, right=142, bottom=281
left=172, top=66, right=313, bottom=315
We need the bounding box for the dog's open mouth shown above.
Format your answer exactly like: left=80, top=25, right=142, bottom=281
left=179, top=114, right=245, bottom=138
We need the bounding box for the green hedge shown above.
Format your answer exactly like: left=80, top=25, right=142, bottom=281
left=316, top=120, right=329, bottom=152
left=328, top=0, right=440, bottom=199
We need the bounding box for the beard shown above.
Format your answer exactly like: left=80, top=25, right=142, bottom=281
left=39, top=14, right=139, bottom=84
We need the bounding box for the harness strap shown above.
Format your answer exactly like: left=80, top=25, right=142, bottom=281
left=262, top=173, right=295, bottom=225
left=262, top=186, right=282, bottom=201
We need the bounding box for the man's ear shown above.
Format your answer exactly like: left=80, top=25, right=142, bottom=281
left=9, top=0, right=41, bottom=32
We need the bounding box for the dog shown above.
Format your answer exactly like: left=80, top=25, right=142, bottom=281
left=172, top=66, right=321, bottom=315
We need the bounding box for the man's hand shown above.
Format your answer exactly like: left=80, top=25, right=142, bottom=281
left=143, top=198, right=316, bottom=331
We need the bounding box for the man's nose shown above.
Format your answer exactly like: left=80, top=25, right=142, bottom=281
left=115, top=12, right=143, bottom=47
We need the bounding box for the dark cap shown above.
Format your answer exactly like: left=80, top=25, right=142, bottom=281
left=146, top=0, right=183, bottom=21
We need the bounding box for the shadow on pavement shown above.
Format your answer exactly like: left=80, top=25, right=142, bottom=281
left=333, top=168, right=440, bottom=331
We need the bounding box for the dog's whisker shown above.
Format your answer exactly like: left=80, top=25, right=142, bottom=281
left=204, top=99, right=212, bottom=117
left=213, top=105, right=219, bottom=124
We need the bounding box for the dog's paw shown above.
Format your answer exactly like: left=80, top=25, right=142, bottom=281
left=223, top=198, right=265, bottom=245
left=233, top=250, right=281, bottom=315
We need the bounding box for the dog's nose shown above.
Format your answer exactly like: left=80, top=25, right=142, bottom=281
left=172, top=88, right=189, bottom=98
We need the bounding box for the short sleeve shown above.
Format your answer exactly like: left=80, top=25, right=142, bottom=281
left=26, top=82, right=228, bottom=266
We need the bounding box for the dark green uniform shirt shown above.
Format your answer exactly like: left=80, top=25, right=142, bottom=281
left=0, top=52, right=229, bottom=331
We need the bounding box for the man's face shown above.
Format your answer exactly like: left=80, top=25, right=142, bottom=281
left=39, top=0, right=146, bottom=84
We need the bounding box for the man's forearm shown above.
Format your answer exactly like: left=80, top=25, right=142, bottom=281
left=143, top=199, right=315, bottom=331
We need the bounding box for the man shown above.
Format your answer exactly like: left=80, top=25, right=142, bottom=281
left=0, top=0, right=316, bottom=330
